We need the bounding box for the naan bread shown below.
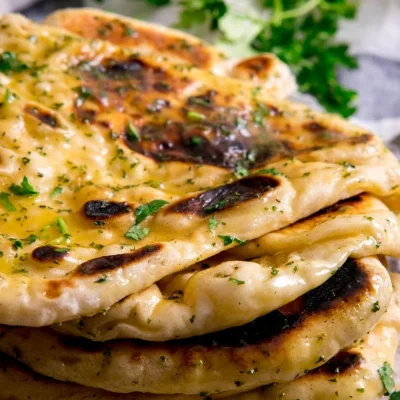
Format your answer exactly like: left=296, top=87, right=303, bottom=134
left=237, top=272, right=400, bottom=400
left=1, top=283, right=399, bottom=400
left=55, top=194, right=400, bottom=341
left=0, top=257, right=390, bottom=395
left=44, top=8, right=297, bottom=99
left=0, top=13, right=399, bottom=327
left=1, top=272, right=398, bottom=399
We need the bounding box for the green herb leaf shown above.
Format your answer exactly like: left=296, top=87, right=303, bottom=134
left=125, top=225, right=150, bottom=241
left=371, top=301, right=380, bottom=313
left=9, top=176, right=39, bottom=197
left=218, top=235, right=247, bottom=246
left=234, top=163, right=249, bottom=178
left=228, top=277, right=245, bottom=285
left=126, top=122, right=140, bottom=142
left=147, top=0, right=170, bottom=5
left=3, top=88, right=15, bottom=104
left=50, top=187, right=63, bottom=199
left=208, top=215, right=220, bottom=233
left=135, top=199, right=169, bottom=224
left=187, top=110, right=206, bottom=122
left=10, top=239, right=23, bottom=250
left=56, top=217, right=70, bottom=235
left=378, top=361, right=395, bottom=395
left=0, top=51, right=28, bottom=74
left=257, top=168, right=284, bottom=176
left=95, top=274, right=108, bottom=283
left=252, top=102, right=270, bottom=126
left=0, top=192, right=16, bottom=212
left=390, top=391, right=400, bottom=400
left=175, top=0, right=227, bottom=30
left=23, top=234, right=37, bottom=245
left=190, top=136, right=204, bottom=145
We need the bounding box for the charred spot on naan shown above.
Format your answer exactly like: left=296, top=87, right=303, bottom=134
left=176, top=258, right=368, bottom=349
left=285, top=194, right=368, bottom=230
left=83, top=200, right=132, bottom=220
left=74, top=244, right=163, bottom=277
left=32, top=246, right=70, bottom=263
left=308, top=350, right=362, bottom=377
left=302, top=121, right=373, bottom=147
left=53, top=12, right=220, bottom=69
left=124, top=95, right=291, bottom=169
left=71, top=56, right=191, bottom=125
left=46, top=258, right=369, bottom=354
left=230, top=55, right=276, bottom=82
left=24, top=105, right=60, bottom=128
left=168, top=175, right=280, bottom=216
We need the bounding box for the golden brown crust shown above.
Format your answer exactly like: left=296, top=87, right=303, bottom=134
left=0, top=257, right=391, bottom=395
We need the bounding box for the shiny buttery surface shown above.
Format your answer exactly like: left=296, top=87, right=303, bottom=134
left=0, top=12, right=399, bottom=327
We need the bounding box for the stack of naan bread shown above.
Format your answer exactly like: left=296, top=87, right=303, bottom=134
left=0, top=8, right=400, bottom=399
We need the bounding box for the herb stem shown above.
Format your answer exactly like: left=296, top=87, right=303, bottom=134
left=276, top=0, right=322, bottom=23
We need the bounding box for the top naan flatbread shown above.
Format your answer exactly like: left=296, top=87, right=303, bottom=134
left=44, top=8, right=297, bottom=99
left=0, top=13, right=399, bottom=327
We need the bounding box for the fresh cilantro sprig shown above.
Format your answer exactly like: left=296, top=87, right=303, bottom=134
left=253, top=0, right=359, bottom=117
left=134, top=199, right=169, bottom=224
left=125, top=199, right=169, bottom=241
left=144, top=0, right=359, bottom=117
left=378, top=361, right=400, bottom=399
left=0, top=51, right=28, bottom=74
left=9, top=177, right=39, bottom=197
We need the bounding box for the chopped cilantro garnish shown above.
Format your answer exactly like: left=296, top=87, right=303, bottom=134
left=56, top=217, right=70, bottom=235
left=208, top=215, right=220, bottom=233
left=190, top=136, right=204, bottom=145
left=187, top=110, right=206, bottom=122
left=390, top=392, right=400, bottom=400
left=135, top=199, right=169, bottom=225
left=341, top=161, right=355, bottom=169
left=95, top=274, right=108, bottom=283
left=54, top=248, right=69, bottom=253
left=74, top=86, right=94, bottom=107
left=0, top=51, right=28, bottom=74
left=126, top=122, right=140, bottom=142
left=271, top=267, right=279, bottom=276
left=371, top=301, right=380, bottom=313
left=234, top=163, right=249, bottom=177
left=9, top=177, right=39, bottom=197
left=50, top=187, right=63, bottom=199
left=252, top=102, right=270, bottom=126
left=256, top=168, right=284, bottom=176
left=3, top=88, right=15, bottom=104
left=10, top=239, right=23, bottom=250
left=125, top=225, right=150, bottom=241
left=218, top=235, right=246, bottom=246
left=0, top=192, right=16, bottom=212
left=23, top=234, right=37, bottom=245
left=378, top=362, right=395, bottom=395
left=228, top=277, right=245, bottom=285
